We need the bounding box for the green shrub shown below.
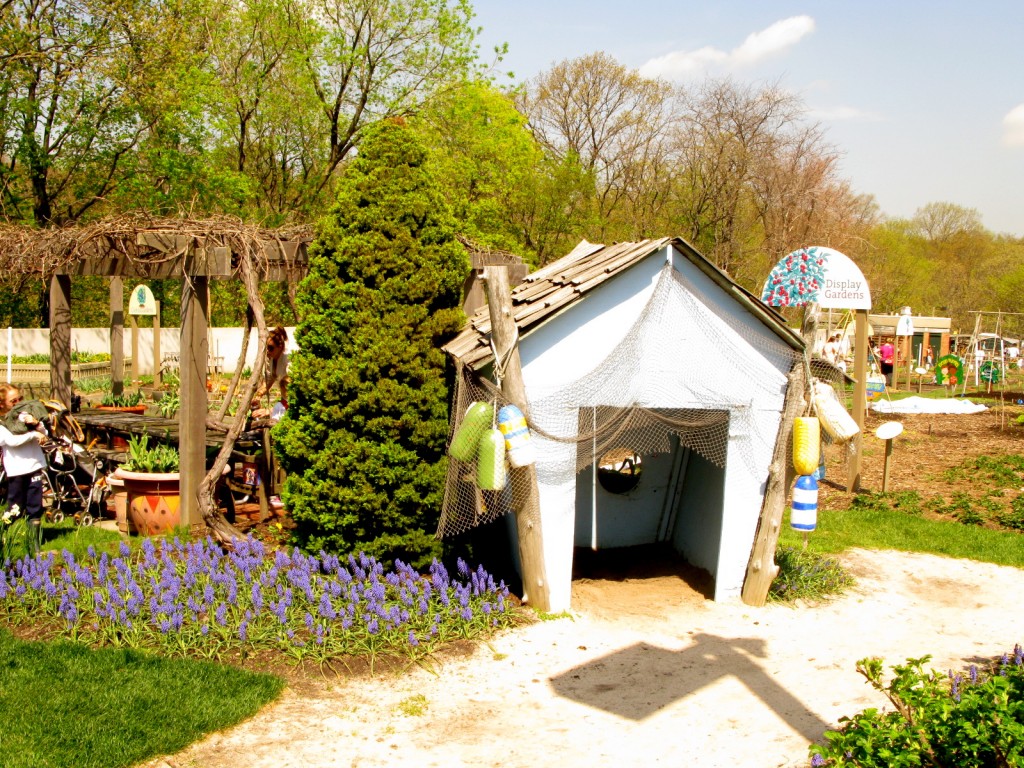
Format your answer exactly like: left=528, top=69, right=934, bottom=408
left=810, top=649, right=1024, bottom=766
left=275, top=120, right=464, bottom=567
left=120, top=433, right=179, bottom=473
left=998, top=495, right=1024, bottom=531
left=157, top=391, right=180, bottom=418
left=849, top=491, right=923, bottom=516
left=100, top=390, right=144, bottom=407
left=769, top=546, right=855, bottom=603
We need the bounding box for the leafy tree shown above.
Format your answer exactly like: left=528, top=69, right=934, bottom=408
left=274, top=120, right=466, bottom=566
left=413, top=79, right=540, bottom=256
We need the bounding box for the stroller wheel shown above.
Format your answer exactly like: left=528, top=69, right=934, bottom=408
left=52, top=511, right=65, bottom=524
left=80, top=514, right=94, bottom=527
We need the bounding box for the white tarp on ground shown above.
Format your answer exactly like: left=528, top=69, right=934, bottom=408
left=870, top=396, right=988, bottom=414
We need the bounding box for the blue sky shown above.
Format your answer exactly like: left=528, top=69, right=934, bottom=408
left=470, top=1, right=1024, bottom=237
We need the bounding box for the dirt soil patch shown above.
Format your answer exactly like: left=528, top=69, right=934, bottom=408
left=142, top=403, right=1024, bottom=768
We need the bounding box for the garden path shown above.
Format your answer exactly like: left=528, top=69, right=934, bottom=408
left=140, top=547, right=1024, bottom=768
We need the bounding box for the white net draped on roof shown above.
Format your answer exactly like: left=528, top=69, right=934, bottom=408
left=438, top=263, right=809, bottom=538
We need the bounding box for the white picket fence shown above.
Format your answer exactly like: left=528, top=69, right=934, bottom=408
left=3, top=326, right=296, bottom=383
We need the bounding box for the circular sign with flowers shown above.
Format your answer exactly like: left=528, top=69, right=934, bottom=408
left=761, top=246, right=871, bottom=309
left=934, top=354, right=965, bottom=387
left=980, top=360, right=1001, bottom=383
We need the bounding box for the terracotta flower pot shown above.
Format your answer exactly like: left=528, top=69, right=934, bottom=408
left=96, top=405, right=147, bottom=415
left=106, top=472, right=135, bottom=534
left=119, top=470, right=181, bottom=536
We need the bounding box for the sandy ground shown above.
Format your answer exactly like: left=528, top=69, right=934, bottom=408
left=142, top=547, right=1024, bottom=768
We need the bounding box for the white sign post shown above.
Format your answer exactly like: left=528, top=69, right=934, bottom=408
left=128, top=285, right=157, bottom=381
left=895, top=307, right=915, bottom=390
left=761, top=246, right=873, bottom=493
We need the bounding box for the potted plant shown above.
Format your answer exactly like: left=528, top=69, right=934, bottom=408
left=116, top=433, right=181, bottom=536
left=97, top=390, right=147, bottom=414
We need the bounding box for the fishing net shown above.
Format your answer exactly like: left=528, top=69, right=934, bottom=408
left=437, top=262, right=845, bottom=538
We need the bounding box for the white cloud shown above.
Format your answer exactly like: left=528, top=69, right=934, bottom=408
left=639, top=16, right=815, bottom=80
left=1003, top=104, right=1024, bottom=147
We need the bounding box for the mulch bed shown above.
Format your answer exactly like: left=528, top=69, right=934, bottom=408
left=818, top=394, right=1024, bottom=514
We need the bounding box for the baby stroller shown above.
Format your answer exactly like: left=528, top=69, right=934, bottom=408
left=40, top=434, right=110, bottom=526
left=0, top=400, right=109, bottom=527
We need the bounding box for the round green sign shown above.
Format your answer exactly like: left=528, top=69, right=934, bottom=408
left=980, top=360, right=1002, bottom=383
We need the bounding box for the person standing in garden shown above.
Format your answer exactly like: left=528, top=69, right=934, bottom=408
left=0, top=384, right=48, bottom=553
left=879, top=338, right=895, bottom=385
left=252, top=327, right=289, bottom=420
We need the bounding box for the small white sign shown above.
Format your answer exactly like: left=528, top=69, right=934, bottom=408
left=895, top=314, right=914, bottom=337
left=128, top=284, right=157, bottom=316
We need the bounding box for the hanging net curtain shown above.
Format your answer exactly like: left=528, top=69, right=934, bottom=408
left=438, top=262, right=841, bottom=539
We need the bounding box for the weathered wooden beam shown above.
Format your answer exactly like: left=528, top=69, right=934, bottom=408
left=110, top=277, right=124, bottom=397
left=49, top=275, right=73, bottom=407
left=483, top=266, right=551, bottom=612
left=179, top=276, right=210, bottom=528
left=59, top=247, right=232, bottom=278
left=847, top=309, right=869, bottom=492
left=741, top=362, right=806, bottom=607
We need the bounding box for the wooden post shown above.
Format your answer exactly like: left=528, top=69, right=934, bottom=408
left=153, top=301, right=162, bottom=387
left=881, top=438, right=894, bottom=493
left=130, top=316, right=140, bottom=382
left=482, top=266, right=551, bottom=612
left=904, top=337, right=912, bottom=391
left=741, top=362, right=805, bottom=606
left=110, top=277, right=124, bottom=396
left=49, top=274, right=72, bottom=407
left=179, top=275, right=209, bottom=528
left=847, top=309, right=868, bottom=492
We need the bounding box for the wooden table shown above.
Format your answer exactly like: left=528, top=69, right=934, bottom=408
left=75, top=408, right=279, bottom=521
left=75, top=409, right=224, bottom=449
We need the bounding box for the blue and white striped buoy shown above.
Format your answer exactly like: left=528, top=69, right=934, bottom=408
left=791, top=475, right=818, bottom=531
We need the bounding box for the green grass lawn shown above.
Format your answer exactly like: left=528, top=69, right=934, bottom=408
left=779, top=502, right=1024, bottom=568
left=0, top=630, right=284, bottom=768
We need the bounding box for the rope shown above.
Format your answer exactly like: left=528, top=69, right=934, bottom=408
left=488, top=325, right=519, bottom=389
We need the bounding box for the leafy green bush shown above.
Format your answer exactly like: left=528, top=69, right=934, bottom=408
left=849, top=491, right=924, bottom=516
left=810, top=649, right=1024, bottom=766
left=998, top=495, right=1024, bottom=531
left=120, top=433, right=179, bottom=473
left=100, top=390, right=144, bottom=407
left=73, top=376, right=111, bottom=393
left=157, top=391, right=180, bottom=418
left=769, top=546, right=855, bottom=603
left=275, top=120, right=465, bottom=567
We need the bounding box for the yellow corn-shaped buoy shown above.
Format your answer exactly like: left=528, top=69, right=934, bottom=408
left=792, top=416, right=820, bottom=476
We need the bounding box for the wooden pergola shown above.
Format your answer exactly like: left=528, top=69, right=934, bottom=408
left=1, top=215, right=310, bottom=537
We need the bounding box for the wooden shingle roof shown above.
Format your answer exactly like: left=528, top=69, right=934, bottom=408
left=444, top=237, right=804, bottom=369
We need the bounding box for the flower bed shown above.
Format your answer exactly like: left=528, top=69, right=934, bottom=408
left=0, top=537, right=516, bottom=667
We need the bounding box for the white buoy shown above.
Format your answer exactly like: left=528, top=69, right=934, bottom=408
left=791, top=475, right=818, bottom=532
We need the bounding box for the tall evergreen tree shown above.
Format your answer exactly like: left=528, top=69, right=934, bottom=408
left=274, top=120, right=466, bottom=566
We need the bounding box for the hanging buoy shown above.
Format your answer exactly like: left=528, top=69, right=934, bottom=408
left=476, top=428, right=507, bottom=490
left=791, top=475, right=818, bottom=531
left=813, top=381, right=860, bottom=442
left=792, top=416, right=820, bottom=476
left=497, top=405, right=536, bottom=467
left=449, top=401, right=494, bottom=462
